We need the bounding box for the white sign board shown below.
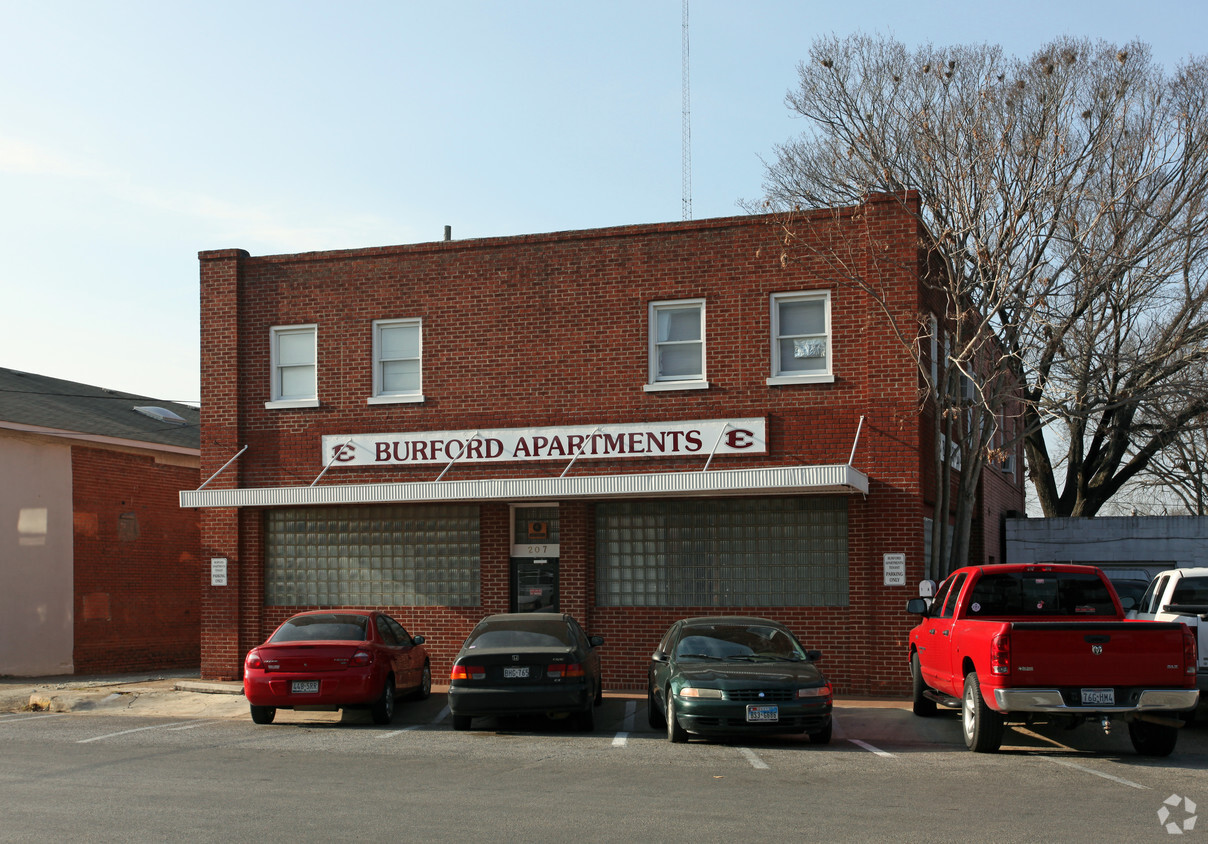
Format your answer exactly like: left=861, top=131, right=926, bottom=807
left=210, top=557, right=228, bottom=587
left=883, top=553, right=907, bottom=586
left=322, top=418, right=767, bottom=468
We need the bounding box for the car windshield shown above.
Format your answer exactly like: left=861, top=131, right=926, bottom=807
left=674, top=624, right=806, bottom=661
left=467, top=620, right=572, bottom=649
left=268, top=614, right=368, bottom=643
left=966, top=572, right=1117, bottom=616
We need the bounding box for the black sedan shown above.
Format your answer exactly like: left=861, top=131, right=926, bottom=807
left=648, top=616, right=833, bottom=744
left=448, top=613, right=604, bottom=731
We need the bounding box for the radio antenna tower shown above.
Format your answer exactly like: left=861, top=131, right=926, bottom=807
left=681, top=0, right=692, bottom=220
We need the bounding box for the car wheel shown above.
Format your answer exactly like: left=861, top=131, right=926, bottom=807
left=1128, top=720, right=1178, bottom=757
left=911, top=653, right=937, bottom=718
left=452, top=714, right=472, bottom=731
left=250, top=705, right=276, bottom=725
left=666, top=692, right=687, bottom=743
left=962, top=671, right=1003, bottom=753
left=371, top=677, right=395, bottom=725
left=577, top=705, right=595, bottom=732
left=647, top=684, right=666, bottom=728
left=412, top=663, right=432, bottom=700
left=808, top=721, right=832, bottom=745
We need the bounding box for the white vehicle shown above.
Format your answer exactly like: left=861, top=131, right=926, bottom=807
left=1131, top=568, right=1208, bottom=715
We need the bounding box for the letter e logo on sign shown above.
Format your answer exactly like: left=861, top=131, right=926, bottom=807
left=725, top=429, right=755, bottom=450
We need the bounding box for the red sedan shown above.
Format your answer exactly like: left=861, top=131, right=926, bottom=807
left=243, top=610, right=431, bottom=725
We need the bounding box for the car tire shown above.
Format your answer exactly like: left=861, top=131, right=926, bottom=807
left=962, top=671, right=1004, bottom=753
left=1128, top=720, right=1178, bottom=757
left=666, top=692, right=687, bottom=743
left=648, top=685, right=666, bottom=728
left=808, top=721, right=832, bottom=745
left=452, top=714, right=472, bottom=731
left=911, top=653, right=937, bottom=718
left=371, top=677, right=395, bottom=725
left=250, top=705, right=276, bottom=725
left=412, top=663, right=432, bottom=701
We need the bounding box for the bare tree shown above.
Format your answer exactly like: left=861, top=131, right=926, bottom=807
left=759, top=35, right=1208, bottom=575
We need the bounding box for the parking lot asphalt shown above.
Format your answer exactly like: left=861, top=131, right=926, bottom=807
left=0, top=670, right=909, bottom=719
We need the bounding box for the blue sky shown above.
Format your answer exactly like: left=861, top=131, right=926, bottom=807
left=2, top=0, right=1205, bottom=405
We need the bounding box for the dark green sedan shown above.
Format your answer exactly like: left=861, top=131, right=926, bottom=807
left=648, top=616, right=833, bottom=744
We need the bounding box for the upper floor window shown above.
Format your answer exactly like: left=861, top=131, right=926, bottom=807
left=369, top=318, right=423, bottom=404
left=646, top=299, right=707, bottom=391
left=267, top=324, right=318, bottom=409
left=767, top=291, right=833, bottom=385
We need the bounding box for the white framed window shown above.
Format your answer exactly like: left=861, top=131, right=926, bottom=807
left=767, top=291, right=834, bottom=385
left=646, top=299, right=708, bottom=391
left=266, top=324, right=318, bottom=409
left=369, top=318, right=423, bottom=404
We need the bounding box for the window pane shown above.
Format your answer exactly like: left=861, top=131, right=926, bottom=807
left=280, top=364, right=315, bottom=398
left=779, top=338, right=826, bottom=372
left=380, top=324, right=419, bottom=359
left=659, top=345, right=702, bottom=378
left=278, top=331, right=314, bottom=366
left=382, top=359, right=420, bottom=393
left=778, top=299, right=824, bottom=336
left=657, top=307, right=701, bottom=342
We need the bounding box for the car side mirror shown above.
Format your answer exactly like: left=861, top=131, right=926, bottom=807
left=806, top=649, right=822, bottom=662
left=411, top=635, right=425, bottom=645
left=651, top=651, right=668, bottom=663
left=907, top=598, right=930, bottom=615
left=1119, top=597, right=1135, bottom=611
left=589, top=635, right=605, bottom=648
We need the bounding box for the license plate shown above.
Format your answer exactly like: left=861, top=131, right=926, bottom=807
left=746, top=704, right=779, bottom=723
left=503, top=666, right=529, bottom=679
left=1081, top=688, right=1114, bottom=706
left=291, top=680, right=319, bottom=694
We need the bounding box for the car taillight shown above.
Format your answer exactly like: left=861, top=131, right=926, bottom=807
left=990, top=632, right=1010, bottom=675
left=547, top=663, right=585, bottom=678
left=451, top=665, right=486, bottom=681
left=245, top=649, right=263, bottom=670
left=1184, top=627, right=1198, bottom=677
left=350, top=650, right=373, bottom=667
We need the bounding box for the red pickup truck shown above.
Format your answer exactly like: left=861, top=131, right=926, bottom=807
left=907, top=563, right=1200, bottom=755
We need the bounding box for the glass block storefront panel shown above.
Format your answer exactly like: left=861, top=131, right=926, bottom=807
left=265, top=505, right=480, bottom=606
left=595, top=498, right=848, bottom=607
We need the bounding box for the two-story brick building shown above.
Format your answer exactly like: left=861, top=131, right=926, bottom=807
left=184, top=193, right=1025, bottom=695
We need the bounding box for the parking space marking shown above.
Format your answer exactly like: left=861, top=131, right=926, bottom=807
left=379, top=705, right=452, bottom=738
left=738, top=747, right=770, bottom=769
left=611, top=701, right=637, bottom=746
left=847, top=738, right=895, bottom=757
left=1040, top=756, right=1148, bottom=790
left=77, top=720, right=204, bottom=743
left=0, top=713, right=67, bottom=724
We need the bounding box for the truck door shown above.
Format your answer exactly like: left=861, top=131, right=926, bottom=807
left=917, top=572, right=968, bottom=691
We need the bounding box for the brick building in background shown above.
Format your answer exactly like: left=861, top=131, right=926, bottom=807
left=0, top=368, right=201, bottom=675
left=184, top=194, right=1025, bottom=694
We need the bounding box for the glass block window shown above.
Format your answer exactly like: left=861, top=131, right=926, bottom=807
left=596, top=498, right=848, bottom=607
left=265, top=504, right=480, bottom=606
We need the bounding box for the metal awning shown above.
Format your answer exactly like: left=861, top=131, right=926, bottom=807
left=179, top=463, right=869, bottom=509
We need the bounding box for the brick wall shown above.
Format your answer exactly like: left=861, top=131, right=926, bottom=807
left=72, top=446, right=200, bottom=673
left=196, top=199, right=1025, bottom=694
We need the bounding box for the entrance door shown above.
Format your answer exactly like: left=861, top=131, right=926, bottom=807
left=510, top=557, right=559, bottom=613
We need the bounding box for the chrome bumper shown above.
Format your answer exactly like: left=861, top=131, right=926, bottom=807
left=993, top=688, right=1200, bottom=713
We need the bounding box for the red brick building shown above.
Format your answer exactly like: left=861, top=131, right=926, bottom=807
left=0, top=368, right=200, bottom=675
left=185, top=195, right=1024, bottom=695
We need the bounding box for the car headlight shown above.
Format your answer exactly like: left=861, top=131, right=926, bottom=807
left=678, top=687, right=724, bottom=699
left=797, top=683, right=833, bottom=702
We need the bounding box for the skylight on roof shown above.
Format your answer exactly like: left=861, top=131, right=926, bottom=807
left=133, top=406, right=188, bottom=425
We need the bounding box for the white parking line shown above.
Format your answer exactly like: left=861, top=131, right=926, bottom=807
left=1042, top=756, right=1149, bottom=790
left=0, top=713, right=67, bottom=724
left=738, top=747, right=770, bottom=769
left=848, top=738, right=896, bottom=757
left=612, top=701, right=637, bottom=746
left=77, top=720, right=204, bottom=743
